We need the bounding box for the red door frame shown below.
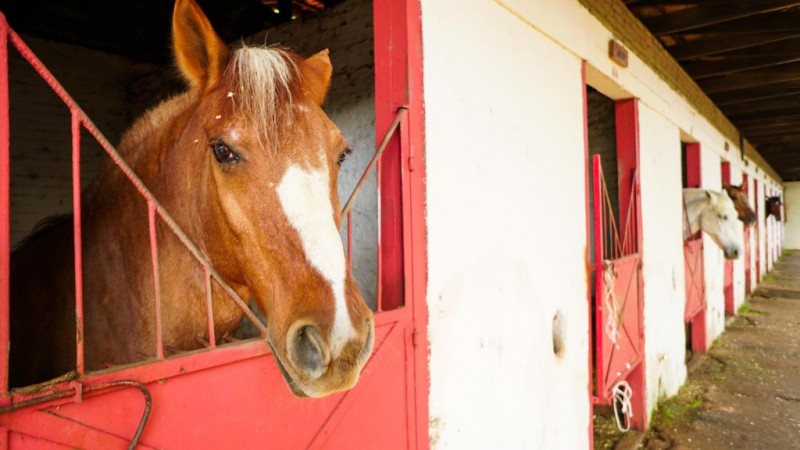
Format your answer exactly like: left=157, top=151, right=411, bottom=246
left=755, top=179, right=761, bottom=283
left=721, top=161, right=736, bottom=313
left=743, top=173, right=752, bottom=296
left=583, top=66, right=647, bottom=442
left=683, top=144, right=706, bottom=352
left=0, top=2, right=430, bottom=447
left=374, top=0, right=430, bottom=446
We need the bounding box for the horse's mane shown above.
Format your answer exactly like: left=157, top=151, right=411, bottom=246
left=12, top=214, right=72, bottom=253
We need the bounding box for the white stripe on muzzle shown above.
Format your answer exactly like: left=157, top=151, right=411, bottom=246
left=276, top=164, right=355, bottom=356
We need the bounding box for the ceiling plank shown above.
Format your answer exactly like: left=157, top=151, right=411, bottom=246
left=726, top=106, right=800, bottom=121
left=694, top=10, right=800, bottom=34
left=722, top=91, right=800, bottom=115
left=698, top=71, right=800, bottom=93
left=668, top=32, right=800, bottom=60
left=712, top=82, right=800, bottom=105
left=721, top=37, right=800, bottom=57
left=643, top=0, right=800, bottom=36
left=685, top=55, right=800, bottom=79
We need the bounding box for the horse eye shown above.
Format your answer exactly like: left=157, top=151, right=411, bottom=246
left=337, top=148, right=352, bottom=166
left=211, top=139, right=240, bottom=164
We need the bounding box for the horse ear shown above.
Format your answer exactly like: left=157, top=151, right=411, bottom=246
left=706, top=190, right=718, bottom=206
left=301, top=49, right=333, bottom=105
left=172, top=0, right=229, bottom=91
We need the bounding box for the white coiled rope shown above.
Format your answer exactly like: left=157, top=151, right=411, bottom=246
left=603, top=262, right=620, bottom=347
left=611, top=380, right=633, bottom=432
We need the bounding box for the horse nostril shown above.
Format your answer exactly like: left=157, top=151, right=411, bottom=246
left=289, top=325, right=327, bottom=379
left=731, top=249, right=740, bottom=259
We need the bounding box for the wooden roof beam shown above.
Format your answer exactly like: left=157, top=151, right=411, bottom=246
left=696, top=10, right=800, bottom=34
left=643, top=0, right=800, bottom=36
left=669, top=32, right=800, bottom=60
left=712, top=82, right=800, bottom=105
left=686, top=55, right=800, bottom=79
left=722, top=91, right=800, bottom=115
left=698, top=71, right=800, bottom=93
left=727, top=106, right=800, bottom=122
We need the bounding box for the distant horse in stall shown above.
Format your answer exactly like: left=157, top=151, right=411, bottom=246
left=766, top=196, right=782, bottom=221
left=684, top=189, right=743, bottom=260
left=722, top=184, right=756, bottom=227
left=10, top=0, right=374, bottom=398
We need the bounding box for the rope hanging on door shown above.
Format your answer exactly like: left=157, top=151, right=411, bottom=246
left=602, top=261, right=620, bottom=347
left=611, top=380, right=634, bottom=432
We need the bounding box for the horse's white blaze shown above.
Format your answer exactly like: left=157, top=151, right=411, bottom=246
left=277, top=164, right=355, bottom=356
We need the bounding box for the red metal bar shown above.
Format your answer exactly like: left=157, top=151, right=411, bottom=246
left=0, top=13, right=10, bottom=394
left=592, top=154, right=605, bottom=399
left=147, top=200, right=164, bottom=359
left=72, top=111, right=85, bottom=375
left=203, top=266, right=216, bottom=349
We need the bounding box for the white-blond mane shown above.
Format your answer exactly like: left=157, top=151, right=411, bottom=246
left=230, top=45, right=298, bottom=138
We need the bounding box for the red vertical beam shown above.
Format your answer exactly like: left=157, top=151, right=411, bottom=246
left=755, top=180, right=761, bottom=282
left=147, top=200, right=164, bottom=359
left=374, top=0, right=407, bottom=312
left=742, top=173, right=751, bottom=297
left=614, top=98, right=647, bottom=430
left=684, top=143, right=701, bottom=188
left=615, top=99, right=640, bottom=253
left=721, top=163, right=736, bottom=311
left=0, top=13, right=10, bottom=394
left=374, top=0, right=428, bottom=447
left=592, top=155, right=605, bottom=404
left=71, top=111, right=85, bottom=375
left=720, top=161, right=731, bottom=186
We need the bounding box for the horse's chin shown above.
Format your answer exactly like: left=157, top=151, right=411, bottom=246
left=268, top=342, right=310, bottom=397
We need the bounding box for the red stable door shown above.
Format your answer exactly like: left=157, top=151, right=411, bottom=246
left=721, top=162, right=736, bottom=313
left=683, top=144, right=706, bottom=352
left=755, top=180, right=761, bottom=283
left=590, top=99, right=647, bottom=431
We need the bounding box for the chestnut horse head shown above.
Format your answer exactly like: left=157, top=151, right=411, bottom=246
left=166, top=0, right=373, bottom=397
left=766, top=196, right=783, bottom=221
left=722, top=184, right=756, bottom=228
left=684, top=189, right=742, bottom=260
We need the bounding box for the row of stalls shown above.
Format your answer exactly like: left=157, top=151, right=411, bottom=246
left=0, top=0, right=788, bottom=448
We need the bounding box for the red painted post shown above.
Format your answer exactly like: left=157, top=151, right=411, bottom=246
left=147, top=200, right=164, bottom=359
left=0, top=13, right=10, bottom=394
left=71, top=111, right=85, bottom=375
left=743, top=173, right=751, bottom=296
left=374, top=0, right=407, bottom=312
left=614, top=98, right=647, bottom=430
left=721, top=162, right=736, bottom=312
left=684, top=144, right=701, bottom=188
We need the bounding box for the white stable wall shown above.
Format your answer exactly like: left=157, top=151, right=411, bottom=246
left=637, top=103, right=687, bottom=407
left=422, top=0, right=589, bottom=448
left=421, top=1, right=783, bottom=446
left=782, top=183, right=796, bottom=248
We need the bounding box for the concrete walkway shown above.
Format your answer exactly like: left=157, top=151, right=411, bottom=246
left=641, top=250, right=800, bottom=449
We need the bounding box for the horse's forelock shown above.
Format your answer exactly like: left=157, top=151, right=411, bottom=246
left=226, top=46, right=301, bottom=145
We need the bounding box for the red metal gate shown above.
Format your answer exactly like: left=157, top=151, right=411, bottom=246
left=0, top=1, right=429, bottom=447
left=683, top=144, right=706, bottom=352
left=592, top=154, right=642, bottom=402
